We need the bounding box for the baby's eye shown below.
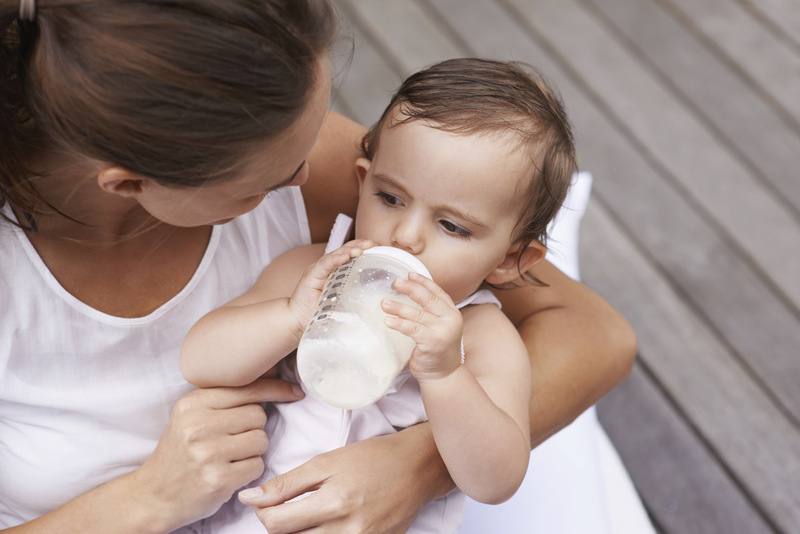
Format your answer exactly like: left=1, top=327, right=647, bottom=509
left=376, top=191, right=402, bottom=206
left=440, top=220, right=470, bottom=238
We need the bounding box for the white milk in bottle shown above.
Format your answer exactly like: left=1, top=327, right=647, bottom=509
left=296, top=247, right=431, bottom=409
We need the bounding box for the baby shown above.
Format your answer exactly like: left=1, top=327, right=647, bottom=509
left=181, top=57, right=576, bottom=532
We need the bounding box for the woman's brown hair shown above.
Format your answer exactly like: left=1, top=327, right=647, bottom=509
left=1, top=0, right=339, bottom=229
left=361, top=58, right=577, bottom=285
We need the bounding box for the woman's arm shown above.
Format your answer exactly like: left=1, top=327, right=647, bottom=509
left=497, top=259, right=637, bottom=446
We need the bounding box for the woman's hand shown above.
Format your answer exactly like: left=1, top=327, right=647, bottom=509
left=130, top=377, right=304, bottom=532
left=238, top=423, right=453, bottom=534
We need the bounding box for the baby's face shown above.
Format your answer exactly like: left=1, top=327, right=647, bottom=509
left=354, top=120, right=532, bottom=303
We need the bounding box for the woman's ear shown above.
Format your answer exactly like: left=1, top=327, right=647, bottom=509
left=97, top=166, right=149, bottom=198
left=485, top=241, right=547, bottom=285
left=355, top=157, right=371, bottom=193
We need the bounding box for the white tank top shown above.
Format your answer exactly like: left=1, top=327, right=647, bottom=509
left=0, top=187, right=310, bottom=531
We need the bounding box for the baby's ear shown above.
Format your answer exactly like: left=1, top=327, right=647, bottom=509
left=485, top=241, right=547, bottom=285
left=355, top=157, right=371, bottom=191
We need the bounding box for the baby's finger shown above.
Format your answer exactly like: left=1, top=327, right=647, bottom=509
left=329, top=239, right=376, bottom=259
left=312, top=250, right=353, bottom=276
left=391, top=277, right=453, bottom=316
left=383, top=312, right=425, bottom=338
left=407, top=272, right=456, bottom=306
left=304, top=243, right=369, bottom=284
left=381, top=297, right=427, bottom=325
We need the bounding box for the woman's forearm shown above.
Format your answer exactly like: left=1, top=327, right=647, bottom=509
left=3, top=471, right=174, bottom=534
left=497, top=261, right=637, bottom=446
left=390, top=421, right=456, bottom=504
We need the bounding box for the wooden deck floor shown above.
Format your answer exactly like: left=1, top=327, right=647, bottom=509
left=330, top=1, right=800, bottom=533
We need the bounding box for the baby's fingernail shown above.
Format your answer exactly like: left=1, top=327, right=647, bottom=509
left=238, top=486, right=264, bottom=502
left=292, top=383, right=305, bottom=397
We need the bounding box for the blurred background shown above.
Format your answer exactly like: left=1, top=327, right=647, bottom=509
left=329, top=1, right=800, bottom=533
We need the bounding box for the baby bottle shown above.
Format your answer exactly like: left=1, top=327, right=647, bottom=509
left=296, top=246, right=431, bottom=409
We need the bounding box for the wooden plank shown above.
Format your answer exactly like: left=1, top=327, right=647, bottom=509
left=329, top=8, right=404, bottom=126
left=581, top=0, right=800, bottom=216
left=424, top=0, right=800, bottom=433
left=598, top=364, right=775, bottom=534
left=338, top=0, right=462, bottom=77
left=502, top=0, right=800, bottom=313
left=498, top=0, right=800, bottom=422
left=579, top=198, right=800, bottom=532
left=410, top=1, right=800, bottom=529
left=662, top=0, right=800, bottom=130
left=737, top=0, right=800, bottom=53
left=422, top=0, right=563, bottom=67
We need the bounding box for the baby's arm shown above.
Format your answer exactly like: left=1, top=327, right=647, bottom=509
left=383, top=274, right=531, bottom=504
left=180, top=241, right=370, bottom=388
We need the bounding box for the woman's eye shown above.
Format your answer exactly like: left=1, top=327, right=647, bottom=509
left=440, top=220, right=470, bottom=237
left=376, top=191, right=402, bottom=206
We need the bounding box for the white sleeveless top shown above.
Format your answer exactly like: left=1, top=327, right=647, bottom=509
left=0, top=187, right=311, bottom=531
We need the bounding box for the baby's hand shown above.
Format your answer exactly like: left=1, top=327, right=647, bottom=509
left=382, top=272, right=463, bottom=383
left=288, top=240, right=374, bottom=331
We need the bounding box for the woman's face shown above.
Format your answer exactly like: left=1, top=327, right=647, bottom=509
left=133, top=55, right=332, bottom=227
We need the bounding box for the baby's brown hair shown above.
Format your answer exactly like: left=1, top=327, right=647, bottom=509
left=361, top=58, right=576, bottom=284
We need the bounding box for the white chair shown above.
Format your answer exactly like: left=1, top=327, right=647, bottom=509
left=460, top=172, right=655, bottom=534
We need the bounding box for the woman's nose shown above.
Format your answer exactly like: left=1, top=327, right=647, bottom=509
left=290, top=160, right=310, bottom=187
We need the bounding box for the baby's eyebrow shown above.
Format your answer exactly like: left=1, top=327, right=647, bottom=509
left=373, top=172, right=405, bottom=191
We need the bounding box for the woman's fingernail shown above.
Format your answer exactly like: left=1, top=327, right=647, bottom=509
left=238, top=486, right=264, bottom=502
left=292, top=383, right=304, bottom=397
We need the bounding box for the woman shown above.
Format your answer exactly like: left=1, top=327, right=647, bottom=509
left=0, top=1, right=635, bottom=532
